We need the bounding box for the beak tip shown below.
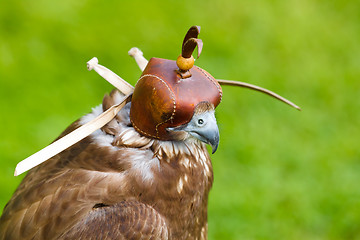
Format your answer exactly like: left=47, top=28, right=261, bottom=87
left=211, top=143, right=218, bottom=154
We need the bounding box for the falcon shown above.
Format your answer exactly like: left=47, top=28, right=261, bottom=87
left=0, top=26, right=299, bottom=239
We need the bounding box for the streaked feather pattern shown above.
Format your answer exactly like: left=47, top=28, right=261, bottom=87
left=0, top=89, right=213, bottom=240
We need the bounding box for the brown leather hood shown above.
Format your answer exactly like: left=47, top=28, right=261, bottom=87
left=130, top=57, right=222, bottom=140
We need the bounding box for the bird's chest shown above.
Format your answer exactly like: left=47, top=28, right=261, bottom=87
left=130, top=151, right=214, bottom=239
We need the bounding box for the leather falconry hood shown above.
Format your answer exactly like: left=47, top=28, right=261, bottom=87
left=130, top=26, right=222, bottom=140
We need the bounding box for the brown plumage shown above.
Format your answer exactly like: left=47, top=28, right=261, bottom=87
left=0, top=89, right=214, bottom=239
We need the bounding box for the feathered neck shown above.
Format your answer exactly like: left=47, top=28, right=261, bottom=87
left=80, top=90, right=209, bottom=163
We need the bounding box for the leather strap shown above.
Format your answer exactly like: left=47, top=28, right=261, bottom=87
left=15, top=94, right=132, bottom=176
left=217, top=79, right=301, bottom=110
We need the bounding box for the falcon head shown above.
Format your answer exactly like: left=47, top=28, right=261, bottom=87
left=129, top=26, right=222, bottom=154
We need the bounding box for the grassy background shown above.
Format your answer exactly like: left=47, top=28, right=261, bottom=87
left=1, top=0, right=359, bottom=239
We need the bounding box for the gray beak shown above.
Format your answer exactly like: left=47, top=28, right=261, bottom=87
left=168, top=111, right=220, bottom=154
left=196, top=125, right=219, bottom=154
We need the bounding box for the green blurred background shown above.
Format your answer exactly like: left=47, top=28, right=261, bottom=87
left=1, top=0, right=359, bottom=239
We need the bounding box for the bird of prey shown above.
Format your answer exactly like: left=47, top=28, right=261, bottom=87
left=0, top=26, right=299, bottom=239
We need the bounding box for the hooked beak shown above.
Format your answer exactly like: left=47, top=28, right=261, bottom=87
left=191, top=126, right=219, bottom=154
left=168, top=111, right=220, bottom=154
